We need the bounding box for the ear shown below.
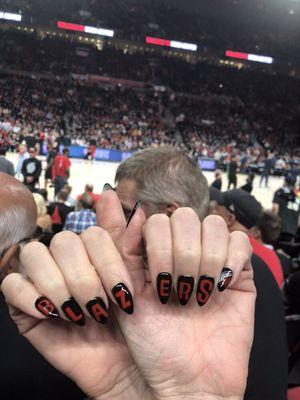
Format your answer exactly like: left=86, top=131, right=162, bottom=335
left=0, top=244, right=20, bottom=278
left=227, top=212, right=236, bottom=228
left=250, top=226, right=261, bottom=241
left=166, top=202, right=181, bottom=217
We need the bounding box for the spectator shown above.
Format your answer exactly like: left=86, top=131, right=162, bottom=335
left=32, top=192, right=52, bottom=232
left=210, top=169, right=222, bottom=191
left=272, top=175, right=300, bottom=242
left=259, top=151, right=274, bottom=188
left=21, top=147, right=42, bottom=191
left=62, top=184, right=77, bottom=207
left=52, top=148, right=71, bottom=195
left=77, top=184, right=100, bottom=210
left=240, top=172, right=255, bottom=193
left=15, top=143, right=29, bottom=178
left=44, top=143, right=57, bottom=189
left=114, top=147, right=287, bottom=400
left=48, top=189, right=74, bottom=234
left=0, top=172, right=84, bottom=400
left=0, top=147, right=15, bottom=176
left=64, top=193, right=96, bottom=234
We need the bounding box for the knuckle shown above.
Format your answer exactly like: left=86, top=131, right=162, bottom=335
left=147, top=213, right=169, bottom=227
left=173, top=247, right=201, bottom=262
left=201, top=252, right=225, bottom=267
left=1, top=273, right=21, bottom=294
left=20, top=241, right=47, bottom=264
left=82, top=226, right=111, bottom=243
left=203, top=214, right=227, bottom=229
left=172, top=207, right=198, bottom=220
left=50, top=230, right=78, bottom=251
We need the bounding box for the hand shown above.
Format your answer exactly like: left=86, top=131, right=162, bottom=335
left=97, top=190, right=256, bottom=400
left=26, top=176, right=34, bottom=183
left=1, top=232, right=151, bottom=400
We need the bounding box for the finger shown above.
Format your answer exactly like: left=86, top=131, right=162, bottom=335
left=122, top=204, right=147, bottom=292
left=220, top=231, right=253, bottom=292
left=1, top=273, right=60, bottom=320
left=197, top=215, right=229, bottom=306
left=97, top=188, right=126, bottom=247
left=171, top=208, right=201, bottom=306
left=50, top=231, right=109, bottom=325
left=143, top=214, right=173, bottom=305
left=81, top=226, right=134, bottom=315
left=20, top=241, right=85, bottom=326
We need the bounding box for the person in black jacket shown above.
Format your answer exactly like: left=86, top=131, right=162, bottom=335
left=21, top=147, right=42, bottom=191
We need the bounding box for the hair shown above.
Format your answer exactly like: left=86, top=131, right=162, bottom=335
left=0, top=147, right=6, bottom=156
left=38, top=188, right=48, bottom=202
left=0, top=174, right=37, bottom=254
left=63, top=184, right=72, bottom=194
left=57, top=189, right=69, bottom=201
left=85, top=184, right=94, bottom=192
left=115, top=146, right=209, bottom=220
left=256, top=211, right=282, bottom=244
left=62, top=148, right=69, bottom=155
left=32, top=193, right=47, bottom=216
left=80, top=193, right=94, bottom=210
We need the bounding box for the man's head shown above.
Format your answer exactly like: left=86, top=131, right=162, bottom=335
left=210, top=188, right=262, bottom=233
left=285, top=175, right=296, bottom=189
left=252, top=211, right=282, bottom=245
left=80, top=193, right=94, bottom=210
left=63, top=184, right=72, bottom=195
left=0, top=147, right=6, bottom=156
left=115, top=146, right=209, bottom=220
left=85, top=184, right=94, bottom=193
left=0, top=173, right=37, bottom=282
left=19, top=144, right=27, bottom=154
left=57, top=190, right=69, bottom=203
left=62, top=148, right=69, bottom=156
left=215, top=170, right=222, bottom=179
left=29, top=147, right=36, bottom=158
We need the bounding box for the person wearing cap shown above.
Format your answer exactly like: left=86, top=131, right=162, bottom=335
left=21, top=147, right=42, bottom=191
left=210, top=188, right=284, bottom=288
left=272, top=175, right=300, bottom=242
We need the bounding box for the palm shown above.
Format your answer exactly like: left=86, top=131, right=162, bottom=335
left=9, top=307, right=140, bottom=398
left=117, top=272, right=255, bottom=398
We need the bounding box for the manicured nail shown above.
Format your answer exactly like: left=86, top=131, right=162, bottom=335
left=86, top=297, right=108, bottom=325
left=218, top=268, right=233, bottom=292
left=156, top=272, right=172, bottom=304
left=126, top=200, right=143, bottom=228
left=102, top=183, right=114, bottom=192
left=61, top=297, right=86, bottom=326
left=196, top=276, right=215, bottom=306
left=112, top=283, right=134, bottom=314
left=35, top=296, right=60, bottom=318
left=177, top=276, right=195, bottom=305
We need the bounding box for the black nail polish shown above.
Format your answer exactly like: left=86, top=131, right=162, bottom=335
left=177, top=276, right=195, bottom=305
left=61, top=297, right=86, bottom=326
left=86, top=297, right=108, bottom=325
left=218, top=268, right=233, bottom=292
left=35, top=296, right=60, bottom=318
left=126, top=200, right=143, bottom=228
left=196, top=276, right=215, bottom=306
left=112, top=283, right=134, bottom=315
left=102, top=183, right=114, bottom=193
left=156, top=273, right=172, bottom=304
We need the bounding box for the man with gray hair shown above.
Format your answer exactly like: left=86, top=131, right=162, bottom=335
left=115, top=146, right=209, bottom=221
left=0, top=172, right=84, bottom=399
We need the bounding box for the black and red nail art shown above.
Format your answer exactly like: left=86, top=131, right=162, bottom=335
left=86, top=297, right=108, bottom=325
left=177, top=276, right=194, bottom=305
left=61, top=297, right=86, bottom=326
left=112, top=283, right=134, bottom=315
left=156, top=272, right=172, bottom=304
left=218, top=268, right=233, bottom=292
left=196, top=276, right=215, bottom=306
left=35, top=296, right=59, bottom=318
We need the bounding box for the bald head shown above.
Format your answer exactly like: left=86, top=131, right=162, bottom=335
left=0, top=173, right=37, bottom=254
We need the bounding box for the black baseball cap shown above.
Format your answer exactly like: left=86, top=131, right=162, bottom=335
left=210, top=188, right=263, bottom=229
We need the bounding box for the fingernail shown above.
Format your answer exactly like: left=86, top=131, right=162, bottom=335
left=102, top=183, right=114, bottom=193
left=126, top=200, right=143, bottom=228
left=35, top=296, right=60, bottom=318
left=177, top=276, right=195, bottom=305
left=61, top=298, right=86, bottom=326
left=112, top=283, right=134, bottom=315
left=196, top=276, right=215, bottom=306
left=156, top=272, right=172, bottom=304
left=86, top=297, right=108, bottom=325
left=218, top=268, right=233, bottom=292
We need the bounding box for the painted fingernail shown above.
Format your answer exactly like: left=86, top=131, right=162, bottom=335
left=196, top=276, right=215, bottom=306
left=35, top=296, right=60, bottom=318
left=177, top=276, right=195, bottom=305
left=126, top=200, right=143, bottom=228
left=86, top=297, right=108, bottom=325
left=218, top=268, right=233, bottom=292
left=112, top=283, right=134, bottom=315
left=61, top=298, right=86, bottom=326
left=102, top=183, right=114, bottom=192
left=156, top=272, right=172, bottom=304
